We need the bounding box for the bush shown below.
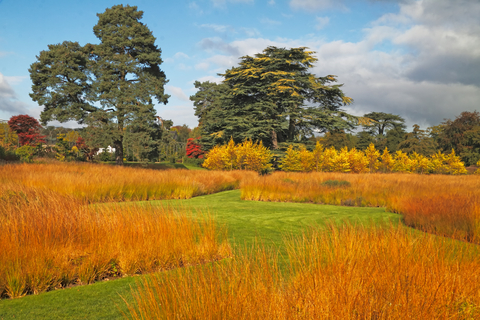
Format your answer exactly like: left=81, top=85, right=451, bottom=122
left=321, top=179, right=351, bottom=188
left=15, top=145, right=36, bottom=163
left=182, top=156, right=204, bottom=167
left=98, top=151, right=115, bottom=162
left=203, top=139, right=272, bottom=172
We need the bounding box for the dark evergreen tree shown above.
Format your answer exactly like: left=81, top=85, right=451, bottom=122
left=398, top=124, right=438, bottom=156
left=362, top=112, right=406, bottom=136
left=436, top=111, right=480, bottom=166
left=385, top=126, right=407, bottom=153
left=29, top=5, right=169, bottom=165
left=191, top=46, right=360, bottom=151
left=355, top=131, right=375, bottom=150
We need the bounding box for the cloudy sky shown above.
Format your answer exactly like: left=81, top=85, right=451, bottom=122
left=0, top=0, right=479, bottom=130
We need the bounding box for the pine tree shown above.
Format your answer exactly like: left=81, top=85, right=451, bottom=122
left=29, top=5, right=168, bottom=165
left=191, top=46, right=359, bottom=151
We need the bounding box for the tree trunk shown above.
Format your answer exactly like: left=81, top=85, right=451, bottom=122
left=114, top=138, right=124, bottom=165
left=272, top=130, right=278, bottom=150
left=288, top=117, right=295, bottom=141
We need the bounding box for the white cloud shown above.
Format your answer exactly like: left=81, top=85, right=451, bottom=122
left=240, top=27, right=261, bottom=37
left=4, top=76, right=28, bottom=85
left=199, top=23, right=232, bottom=33
left=211, top=0, right=254, bottom=8
left=195, top=62, right=210, bottom=70
left=315, top=16, right=330, bottom=30
left=268, top=0, right=275, bottom=5
left=290, top=0, right=346, bottom=11
left=173, top=52, right=190, bottom=60
left=0, top=73, right=29, bottom=116
left=188, top=2, right=203, bottom=15
left=166, top=86, right=190, bottom=102
left=260, top=17, right=281, bottom=26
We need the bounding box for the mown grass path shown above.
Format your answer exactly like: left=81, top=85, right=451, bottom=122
left=0, top=190, right=400, bottom=320
left=153, top=190, right=400, bottom=250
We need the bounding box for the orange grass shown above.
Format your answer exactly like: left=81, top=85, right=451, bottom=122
left=1, top=162, right=255, bottom=203
left=126, top=223, right=480, bottom=319
left=0, top=163, right=236, bottom=299
left=241, top=172, right=480, bottom=243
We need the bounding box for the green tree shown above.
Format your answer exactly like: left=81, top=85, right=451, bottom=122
left=362, top=112, right=406, bottom=136
left=191, top=47, right=358, bottom=150
left=435, top=111, right=480, bottom=166
left=29, top=5, right=169, bottom=165
left=190, top=81, right=230, bottom=150
left=385, top=126, right=407, bottom=153
left=320, top=130, right=357, bottom=150
left=398, top=124, right=438, bottom=156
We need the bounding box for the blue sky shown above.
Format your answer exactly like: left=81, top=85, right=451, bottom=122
left=0, top=0, right=479, bottom=130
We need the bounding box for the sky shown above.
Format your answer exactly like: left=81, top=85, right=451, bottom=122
left=0, top=0, right=479, bottom=131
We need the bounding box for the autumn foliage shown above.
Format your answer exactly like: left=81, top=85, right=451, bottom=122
left=128, top=223, right=480, bottom=319
left=0, top=163, right=243, bottom=298
left=280, top=142, right=467, bottom=174
left=7, top=114, right=45, bottom=146
left=203, top=138, right=272, bottom=172
left=242, top=172, right=480, bottom=244
left=186, top=137, right=205, bottom=159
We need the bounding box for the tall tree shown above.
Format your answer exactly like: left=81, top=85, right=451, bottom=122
left=362, top=112, right=406, bottom=136
left=190, top=81, right=230, bottom=150
left=191, top=46, right=358, bottom=150
left=436, top=111, right=480, bottom=166
left=29, top=5, right=169, bottom=165
left=398, top=124, right=438, bottom=156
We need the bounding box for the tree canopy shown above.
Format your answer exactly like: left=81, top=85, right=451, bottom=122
left=191, top=46, right=359, bottom=150
left=361, top=112, right=406, bottom=136
left=8, top=114, right=45, bottom=146
left=436, top=111, right=480, bottom=166
left=29, top=5, right=169, bottom=165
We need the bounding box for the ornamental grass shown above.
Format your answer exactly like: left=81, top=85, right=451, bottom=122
left=127, top=223, right=480, bottom=319
left=241, top=172, right=480, bottom=243
left=0, top=163, right=239, bottom=299
left=0, top=162, right=255, bottom=203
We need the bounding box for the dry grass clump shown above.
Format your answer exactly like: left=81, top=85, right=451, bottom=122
left=127, top=224, right=480, bottom=319
left=0, top=162, right=254, bottom=203
left=241, top=172, right=480, bottom=243
left=0, top=186, right=231, bottom=299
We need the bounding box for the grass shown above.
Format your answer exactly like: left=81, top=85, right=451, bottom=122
left=0, top=190, right=399, bottom=319
left=103, top=161, right=206, bottom=171
left=146, top=190, right=399, bottom=252
left=0, top=187, right=231, bottom=299
left=242, top=171, right=480, bottom=243
left=2, top=163, right=480, bottom=319
left=128, top=223, right=480, bottom=319
left=1, top=162, right=248, bottom=203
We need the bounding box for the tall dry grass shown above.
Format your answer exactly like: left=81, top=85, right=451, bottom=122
left=1, top=162, right=255, bottom=203
left=0, top=162, right=238, bottom=299
left=127, top=223, right=480, bottom=319
left=241, top=172, right=480, bottom=243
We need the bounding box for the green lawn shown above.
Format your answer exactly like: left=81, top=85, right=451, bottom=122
left=0, top=190, right=399, bottom=320
left=103, top=161, right=206, bottom=171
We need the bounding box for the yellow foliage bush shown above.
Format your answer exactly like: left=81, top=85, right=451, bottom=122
left=203, top=139, right=272, bottom=172
left=279, top=143, right=467, bottom=175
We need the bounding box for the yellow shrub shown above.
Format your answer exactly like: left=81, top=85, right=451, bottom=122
left=364, top=143, right=380, bottom=172
left=203, top=139, right=272, bottom=172
left=380, top=148, right=394, bottom=173
left=279, top=145, right=303, bottom=172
